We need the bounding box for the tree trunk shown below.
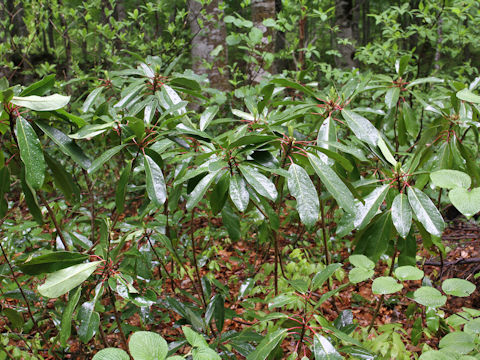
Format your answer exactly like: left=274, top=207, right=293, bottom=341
left=188, top=0, right=229, bottom=91
left=335, top=0, right=357, bottom=69
left=250, top=0, right=276, bottom=83
left=274, top=0, right=288, bottom=73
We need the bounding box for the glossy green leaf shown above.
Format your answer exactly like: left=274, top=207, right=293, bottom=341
left=439, top=332, right=475, bottom=354
left=92, top=348, right=130, bottom=360
left=316, top=116, right=337, bottom=165
left=341, top=109, right=379, bottom=146
left=395, top=55, right=410, bottom=76
left=268, top=293, right=298, bottom=309
left=36, top=121, right=91, bottom=169
left=69, top=122, right=115, bottom=140
left=126, top=116, right=145, bottom=140
left=129, top=331, right=168, bottom=360
left=20, top=74, right=55, bottom=96
left=402, top=102, right=419, bottom=138
left=229, top=134, right=278, bottom=149
left=11, top=94, right=70, bottom=111
left=372, top=276, right=403, bottom=295
left=187, top=170, right=222, bottom=211
left=144, top=154, right=167, bottom=208
left=406, top=77, right=444, bottom=88
left=287, top=163, right=319, bottom=227
left=221, top=202, right=241, bottom=241
left=413, top=286, right=446, bottom=308
left=88, top=144, right=127, bottom=174
left=313, top=334, right=342, bottom=360
left=20, top=169, right=43, bottom=224
left=239, top=164, right=277, bottom=201
left=456, top=88, right=480, bottom=103
left=307, top=153, right=355, bottom=214
left=115, top=161, right=132, bottom=214
left=353, top=185, right=389, bottom=229
left=60, top=286, right=81, bottom=347
left=38, top=261, right=101, bottom=298
left=442, top=278, right=476, bottom=297
left=229, top=174, right=249, bottom=212
left=45, top=153, right=80, bottom=202
left=18, top=251, right=88, bottom=275
left=200, top=105, right=218, bottom=131
left=354, top=211, right=392, bottom=262
left=377, top=137, right=397, bottom=166
left=82, top=87, right=104, bottom=113
left=312, top=263, right=341, bottom=291
left=391, top=193, right=412, bottom=238
left=394, top=266, right=424, bottom=281
left=407, top=186, right=444, bottom=237
left=430, top=169, right=471, bottom=190
left=385, top=87, right=400, bottom=109
left=449, top=187, right=480, bottom=218
left=78, top=301, right=100, bottom=343
left=16, top=116, right=45, bottom=189
left=246, top=328, right=287, bottom=360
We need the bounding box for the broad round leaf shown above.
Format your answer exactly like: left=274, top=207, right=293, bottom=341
left=129, top=331, right=168, bottom=360
left=464, top=318, right=480, bottom=334
left=391, top=193, right=412, bottom=238
left=11, top=94, right=70, bottom=111
left=394, top=266, right=424, bottom=281
left=372, top=276, right=403, bottom=295
left=430, top=170, right=471, bottom=190
left=92, top=348, right=130, bottom=360
left=348, top=267, right=374, bottom=284
left=418, top=351, right=450, bottom=360
left=442, top=278, right=476, bottom=297
left=38, top=261, right=101, bottom=298
left=449, top=187, right=480, bottom=218
left=349, top=255, right=375, bottom=270
left=413, top=286, right=446, bottom=308
left=439, top=332, right=475, bottom=354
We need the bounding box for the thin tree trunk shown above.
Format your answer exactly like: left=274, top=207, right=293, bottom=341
left=335, top=0, right=357, bottom=68
left=188, top=0, right=229, bottom=91
left=274, top=0, right=287, bottom=73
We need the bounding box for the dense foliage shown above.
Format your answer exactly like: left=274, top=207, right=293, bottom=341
left=1, top=1, right=480, bottom=359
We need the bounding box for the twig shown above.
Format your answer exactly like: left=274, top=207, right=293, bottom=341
left=38, top=192, right=69, bottom=251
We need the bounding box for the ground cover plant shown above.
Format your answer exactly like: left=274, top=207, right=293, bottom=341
left=1, top=1, right=480, bottom=359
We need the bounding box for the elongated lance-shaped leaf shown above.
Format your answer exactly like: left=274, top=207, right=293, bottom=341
left=407, top=186, right=444, bottom=237
left=313, top=334, right=343, bottom=360
left=317, top=116, right=336, bottom=165
left=239, top=164, right=277, bottom=201
left=392, top=193, right=412, bottom=238
left=353, top=184, right=390, bottom=230
left=16, top=116, right=45, bottom=190
left=88, top=144, right=127, bottom=174
left=200, top=105, right=219, bottom=131
left=78, top=301, right=100, bottom=343
left=229, top=174, right=249, bottom=212
left=187, top=169, right=223, bottom=211
left=246, top=328, right=287, bottom=360
left=38, top=261, right=101, bottom=298
left=11, top=94, right=70, bottom=111
left=341, top=109, right=379, bottom=146
left=60, top=286, right=81, bottom=347
left=307, top=153, right=355, bottom=214
left=36, top=121, right=91, bottom=169
left=385, top=87, right=400, bottom=109
left=144, top=154, right=167, bottom=208
left=81, top=87, right=103, bottom=113
left=287, top=163, right=319, bottom=228
left=115, top=161, right=132, bottom=214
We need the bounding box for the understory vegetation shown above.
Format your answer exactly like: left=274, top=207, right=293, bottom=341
left=1, top=0, right=480, bottom=359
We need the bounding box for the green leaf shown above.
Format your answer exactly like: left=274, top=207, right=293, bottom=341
left=353, top=185, right=390, bottom=229
left=192, top=347, right=221, bottom=360
left=316, top=116, right=337, bottom=165
left=413, top=286, right=446, bottom=308
left=407, top=186, right=445, bottom=237
left=287, top=163, right=319, bottom=228
left=221, top=202, right=241, bottom=241
left=341, top=109, right=379, bottom=147
left=200, top=105, right=218, bottom=131
left=18, top=251, right=89, bottom=275
left=144, top=154, right=167, bottom=208
left=38, top=261, right=101, bottom=298
left=402, top=102, right=419, bottom=138
left=313, top=334, right=342, bottom=360
left=349, top=255, right=375, bottom=269
left=92, top=348, right=130, bottom=360
left=448, top=187, right=480, bottom=218
left=348, top=267, right=374, bottom=284
left=377, top=137, right=397, bottom=166
left=129, top=331, right=168, bottom=360
left=187, top=170, right=222, bottom=211
left=430, top=170, right=471, bottom=189
left=126, top=116, right=145, bottom=141
left=354, top=212, right=392, bottom=262
left=418, top=351, right=450, bottom=360
left=11, top=94, right=70, bottom=111
left=268, top=293, right=298, bottom=309
left=391, top=193, right=412, bottom=238
left=395, top=55, right=410, bottom=76
left=36, top=121, right=92, bottom=169
left=69, top=122, right=115, bottom=140
left=307, top=153, right=355, bottom=214
left=385, top=87, right=400, bottom=109
left=405, top=77, right=444, bottom=88
left=456, top=88, right=480, bottom=103
left=464, top=318, right=480, bottom=334
left=82, top=87, right=104, bottom=113
left=239, top=164, right=277, bottom=201
left=45, top=153, right=80, bottom=202
left=442, top=278, right=476, bottom=297
left=439, top=332, right=475, bottom=354
left=246, top=328, right=287, bottom=360
left=372, top=276, right=403, bottom=295
left=88, top=144, right=127, bottom=174
left=20, top=169, right=43, bottom=224
left=115, top=161, right=132, bottom=214
left=78, top=301, right=100, bottom=343
left=60, top=286, right=81, bottom=347
left=16, top=116, right=45, bottom=189
left=269, top=78, right=319, bottom=99
left=229, top=134, right=278, bottom=149
left=394, top=266, right=424, bottom=281
left=20, top=74, right=55, bottom=96
left=312, top=263, right=342, bottom=291
left=229, top=174, right=249, bottom=212
left=182, top=326, right=208, bottom=348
